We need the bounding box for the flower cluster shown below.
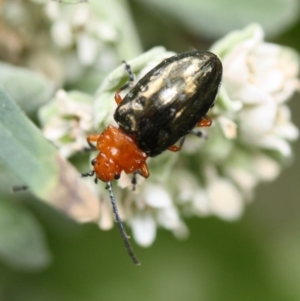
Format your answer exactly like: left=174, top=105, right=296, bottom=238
left=39, top=89, right=94, bottom=158
left=39, top=24, right=299, bottom=247
left=0, top=0, right=141, bottom=89
left=44, top=0, right=123, bottom=86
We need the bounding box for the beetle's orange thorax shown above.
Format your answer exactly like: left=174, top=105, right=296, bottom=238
left=88, top=125, right=149, bottom=182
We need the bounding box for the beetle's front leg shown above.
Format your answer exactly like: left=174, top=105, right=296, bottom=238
left=86, top=134, right=101, bottom=149
left=115, top=61, right=135, bottom=105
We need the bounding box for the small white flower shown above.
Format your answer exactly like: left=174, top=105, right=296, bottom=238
left=23, top=0, right=142, bottom=87
left=70, top=5, right=90, bottom=28
left=39, top=89, right=94, bottom=158
left=76, top=34, right=99, bottom=66
left=131, top=213, right=156, bottom=247
left=206, top=176, right=244, bottom=220
left=252, top=154, right=281, bottom=181
left=143, top=184, right=172, bottom=208
left=217, top=116, right=238, bottom=139
left=95, top=22, right=118, bottom=42
left=51, top=21, right=73, bottom=49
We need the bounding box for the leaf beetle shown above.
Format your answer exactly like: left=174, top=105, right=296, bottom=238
left=82, top=50, right=223, bottom=265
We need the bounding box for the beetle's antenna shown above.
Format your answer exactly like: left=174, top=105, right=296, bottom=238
left=106, top=181, right=141, bottom=265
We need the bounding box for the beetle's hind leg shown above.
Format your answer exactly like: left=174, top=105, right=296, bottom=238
left=196, top=115, right=212, bottom=127
left=168, top=136, right=186, bottom=152
left=191, top=114, right=213, bottom=139
left=131, top=162, right=150, bottom=191
left=115, top=61, right=135, bottom=105
left=168, top=115, right=213, bottom=152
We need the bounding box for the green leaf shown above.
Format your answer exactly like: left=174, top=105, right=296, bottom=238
left=0, top=88, right=100, bottom=222
left=0, top=62, right=55, bottom=114
left=0, top=198, right=51, bottom=270
left=133, top=0, right=300, bottom=38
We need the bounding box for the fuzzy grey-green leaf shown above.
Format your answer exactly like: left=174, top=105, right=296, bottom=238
left=0, top=88, right=100, bottom=222
left=0, top=62, right=55, bottom=114
left=0, top=87, right=59, bottom=196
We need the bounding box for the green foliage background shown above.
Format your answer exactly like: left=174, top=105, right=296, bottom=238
left=0, top=0, right=300, bottom=300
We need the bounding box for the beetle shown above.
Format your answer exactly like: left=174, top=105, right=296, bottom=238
left=82, top=50, right=223, bottom=265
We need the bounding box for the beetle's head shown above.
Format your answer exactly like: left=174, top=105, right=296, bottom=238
left=92, top=153, right=121, bottom=182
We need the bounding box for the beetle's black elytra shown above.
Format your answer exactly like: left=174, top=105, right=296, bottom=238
left=114, top=50, right=222, bottom=156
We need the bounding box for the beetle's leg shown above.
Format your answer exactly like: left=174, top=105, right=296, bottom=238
left=81, top=170, right=99, bottom=186
left=196, top=115, right=212, bottom=127
left=81, top=170, right=95, bottom=177
left=189, top=115, right=212, bottom=140
left=114, top=61, right=135, bottom=105
left=86, top=134, right=101, bottom=149
left=168, top=116, right=212, bottom=152
left=168, top=136, right=186, bottom=152
left=138, top=163, right=150, bottom=178
left=131, top=163, right=149, bottom=190
left=122, top=60, right=135, bottom=87
left=131, top=172, right=138, bottom=191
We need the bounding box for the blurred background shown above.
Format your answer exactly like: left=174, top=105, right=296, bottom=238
left=0, top=0, right=300, bottom=300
